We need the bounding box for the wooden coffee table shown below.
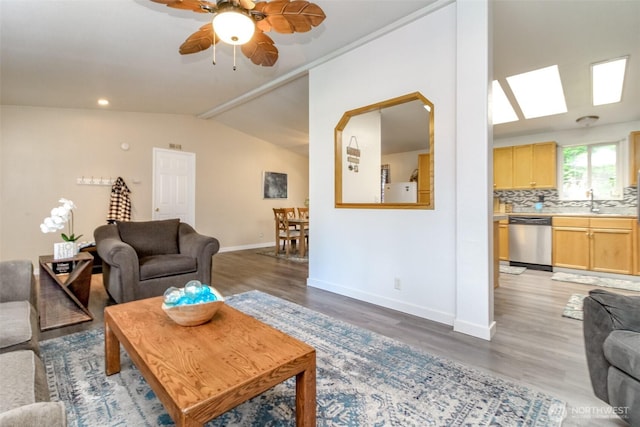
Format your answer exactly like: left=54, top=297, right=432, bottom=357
left=104, top=296, right=316, bottom=427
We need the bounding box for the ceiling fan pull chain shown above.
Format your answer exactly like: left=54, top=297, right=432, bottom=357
left=233, top=45, right=237, bottom=71
left=212, top=39, right=216, bottom=66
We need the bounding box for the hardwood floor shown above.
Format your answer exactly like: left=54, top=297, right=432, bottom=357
left=40, top=249, right=631, bottom=426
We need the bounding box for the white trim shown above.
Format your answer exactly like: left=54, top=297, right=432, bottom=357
left=307, top=278, right=455, bottom=326
left=219, top=242, right=274, bottom=253
left=453, top=319, right=497, bottom=341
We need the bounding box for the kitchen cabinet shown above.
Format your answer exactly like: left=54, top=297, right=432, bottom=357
left=552, top=217, right=590, bottom=270
left=590, top=218, right=633, bottom=274
left=498, top=219, right=509, bottom=261
left=493, top=147, right=513, bottom=190
left=629, top=131, right=640, bottom=186
left=493, top=142, right=556, bottom=190
left=512, top=142, right=557, bottom=189
left=553, top=216, right=634, bottom=274
left=417, top=153, right=431, bottom=205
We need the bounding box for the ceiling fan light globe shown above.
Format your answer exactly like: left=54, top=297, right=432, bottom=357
left=213, top=10, right=255, bottom=45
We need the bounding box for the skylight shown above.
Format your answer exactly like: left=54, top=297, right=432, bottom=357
left=592, top=57, right=628, bottom=106
left=506, top=65, right=567, bottom=119
left=491, top=80, right=518, bottom=124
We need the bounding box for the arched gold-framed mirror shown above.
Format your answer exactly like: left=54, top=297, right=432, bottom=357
left=335, top=92, right=434, bottom=209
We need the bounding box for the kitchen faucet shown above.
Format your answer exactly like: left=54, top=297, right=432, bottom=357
left=588, top=189, right=600, bottom=213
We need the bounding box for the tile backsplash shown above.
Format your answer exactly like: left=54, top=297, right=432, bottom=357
left=494, top=187, right=638, bottom=215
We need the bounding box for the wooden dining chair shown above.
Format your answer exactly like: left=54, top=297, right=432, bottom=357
left=273, top=208, right=301, bottom=256
left=285, top=207, right=297, bottom=231
left=297, top=207, right=309, bottom=220
left=285, top=207, right=296, bottom=220
left=296, top=207, right=309, bottom=249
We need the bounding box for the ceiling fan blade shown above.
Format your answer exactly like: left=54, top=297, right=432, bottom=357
left=255, top=19, right=271, bottom=33
left=241, top=32, right=279, bottom=66
left=150, top=0, right=217, bottom=13
left=239, top=0, right=256, bottom=10
left=254, top=0, right=325, bottom=34
left=179, top=24, right=219, bottom=55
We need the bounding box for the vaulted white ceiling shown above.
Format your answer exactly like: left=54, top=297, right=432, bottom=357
left=492, top=0, right=640, bottom=140
left=2, top=0, right=639, bottom=156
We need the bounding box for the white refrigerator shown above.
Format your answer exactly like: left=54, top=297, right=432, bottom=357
left=383, top=182, right=417, bottom=203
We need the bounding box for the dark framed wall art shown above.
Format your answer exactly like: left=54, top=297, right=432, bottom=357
left=263, top=171, right=288, bottom=199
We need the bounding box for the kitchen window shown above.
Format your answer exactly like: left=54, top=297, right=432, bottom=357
left=560, top=142, right=622, bottom=200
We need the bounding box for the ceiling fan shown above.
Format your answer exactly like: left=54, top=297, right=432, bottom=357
left=151, top=0, right=326, bottom=68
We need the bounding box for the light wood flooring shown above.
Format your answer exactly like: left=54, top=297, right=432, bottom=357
left=40, top=249, right=634, bottom=426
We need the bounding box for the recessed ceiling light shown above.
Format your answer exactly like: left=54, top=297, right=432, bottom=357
left=592, top=56, right=628, bottom=106
left=506, top=65, right=567, bottom=119
left=492, top=80, right=518, bottom=124
left=97, top=99, right=109, bottom=106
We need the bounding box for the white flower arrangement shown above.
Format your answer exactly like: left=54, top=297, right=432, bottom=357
left=40, top=198, right=83, bottom=242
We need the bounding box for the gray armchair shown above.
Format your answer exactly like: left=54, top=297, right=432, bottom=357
left=584, top=289, right=640, bottom=425
left=94, top=219, right=220, bottom=303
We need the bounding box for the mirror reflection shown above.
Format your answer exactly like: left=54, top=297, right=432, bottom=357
left=335, top=92, right=434, bottom=209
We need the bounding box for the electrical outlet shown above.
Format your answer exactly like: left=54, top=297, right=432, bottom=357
left=259, top=232, right=264, bottom=239
left=394, top=278, right=401, bottom=290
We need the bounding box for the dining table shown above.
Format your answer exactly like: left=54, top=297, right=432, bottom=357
left=287, top=218, right=309, bottom=257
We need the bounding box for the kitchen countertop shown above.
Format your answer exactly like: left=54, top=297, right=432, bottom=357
left=506, top=212, right=637, bottom=219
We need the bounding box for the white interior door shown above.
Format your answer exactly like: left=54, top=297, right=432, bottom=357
left=152, top=148, right=196, bottom=226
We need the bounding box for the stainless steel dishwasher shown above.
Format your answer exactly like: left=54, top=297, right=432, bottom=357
left=508, top=216, right=552, bottom=271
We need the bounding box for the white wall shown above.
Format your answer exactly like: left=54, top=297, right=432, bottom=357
left=307, top=1, right=494, bottom=339
left=0, top=106, right=309, bottom=264
left=342, top=111, right=381, bottom=203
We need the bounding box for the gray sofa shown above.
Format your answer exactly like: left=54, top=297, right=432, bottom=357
left=584, top=289, right=640, bottom=425
left=95, top=218, right=220, bottom=303
left=0, top=260, right=67, bottom=426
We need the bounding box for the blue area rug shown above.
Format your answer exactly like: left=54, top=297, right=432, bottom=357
left=41, top=290, right=565, bottom=426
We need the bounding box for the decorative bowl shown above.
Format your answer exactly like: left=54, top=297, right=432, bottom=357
left=162, top=287, right=225, bottom=327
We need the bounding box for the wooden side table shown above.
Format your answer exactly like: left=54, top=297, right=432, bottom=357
left=39, top=252, right=94, bottom=331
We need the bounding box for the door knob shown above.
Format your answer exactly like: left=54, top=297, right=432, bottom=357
left=155, top=208, right=159, bottom=212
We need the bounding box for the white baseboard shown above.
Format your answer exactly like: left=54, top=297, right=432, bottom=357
left=308, top=278, right=497, bottom=341
left=219, top=242, right=274, bottom=253
left=453, top=319, right=496, bottom=341
left=307, top=277, right=455, bottom=326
